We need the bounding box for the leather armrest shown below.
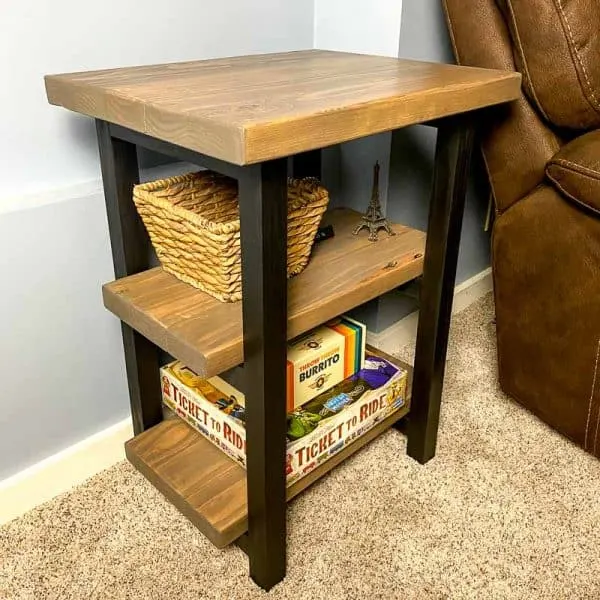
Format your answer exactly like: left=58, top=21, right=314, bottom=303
left=546, top=130, right=600, bottom=215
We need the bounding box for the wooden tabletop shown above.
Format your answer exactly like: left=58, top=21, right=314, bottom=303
left=46, top=49, right=520, bottom=165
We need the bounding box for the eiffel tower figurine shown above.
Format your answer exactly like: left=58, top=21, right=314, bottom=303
left=353, top=161, right=396, bottom=242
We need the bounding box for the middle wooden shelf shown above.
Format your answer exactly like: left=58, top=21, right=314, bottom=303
left=103, top=207, right=425, bottom=378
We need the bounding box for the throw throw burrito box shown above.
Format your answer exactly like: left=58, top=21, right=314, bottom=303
left=286, top=316, right=366, bottom=411
left=161, top=347, right=408, bottom=486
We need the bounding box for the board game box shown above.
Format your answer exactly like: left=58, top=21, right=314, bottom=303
left=285, top=316, right=366, bottom=410
left=161, top=346, right=408, bottom=487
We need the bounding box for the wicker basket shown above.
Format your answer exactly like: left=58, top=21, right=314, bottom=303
left=133, top=171, right=329, bottom=302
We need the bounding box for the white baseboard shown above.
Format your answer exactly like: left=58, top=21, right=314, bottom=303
left=368, top=267, right=493, bottom=354
left=0, top=418, right=133, bottom=525
left=0, top=268, right=492, bottom=526
left=452, top=267, right=493, bottom=314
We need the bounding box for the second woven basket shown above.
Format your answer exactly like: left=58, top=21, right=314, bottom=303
left=133, top=171, right=329, bottom=302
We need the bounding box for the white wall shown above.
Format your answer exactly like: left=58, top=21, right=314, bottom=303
left=314, top=0, right=402, bottom=56
left=1, top=0, right=314, bottom=201
left=0, top=1, right=313, bottom=480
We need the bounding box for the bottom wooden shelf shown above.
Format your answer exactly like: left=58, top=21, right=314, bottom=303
left=125, top=366, right=411, bottom=548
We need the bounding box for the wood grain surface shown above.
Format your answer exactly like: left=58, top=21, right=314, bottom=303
left=125, top=418, right=247, bottom=548
left=46, top=50, right=520, bottom=165
left=125, top=350, right=411, bottom=548
left=103, top=208, right=425, bottom=377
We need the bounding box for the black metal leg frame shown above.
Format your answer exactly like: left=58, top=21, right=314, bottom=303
left=96, top=115, right=474, bottom=590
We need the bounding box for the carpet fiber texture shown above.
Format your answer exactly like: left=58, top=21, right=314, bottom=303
left=2, top=294, right=600, bottom=599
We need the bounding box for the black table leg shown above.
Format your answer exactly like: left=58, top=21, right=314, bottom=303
left=406, top=115, right=474, bottom=464
left=96, top=120, right=162, bottom=435
left=238, top=159, right=289, bottom=591
left=292, top=150, right=322, bottom=179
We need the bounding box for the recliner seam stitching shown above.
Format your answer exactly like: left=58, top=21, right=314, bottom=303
left=504, top=1, right=551, bottom=122
left=550, top=158, right=600, bottom=181
left=594, top=388, right=600, bottom=455
left=545, top=172, right=600, bottom=217
left=442, top=0, right=461, bottom=67
left=554, top=0, right=600, bottom=113
left=584, top=338, right=600, bottom=449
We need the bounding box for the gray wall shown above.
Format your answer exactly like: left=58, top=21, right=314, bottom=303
left=0, top=1, right=313, bottom=481
left=390, top=0, right=492, bottom=283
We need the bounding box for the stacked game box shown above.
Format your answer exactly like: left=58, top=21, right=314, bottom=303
left=285, top=316, right=366, bottom=411
left=161, top=345, right=408, bottom=487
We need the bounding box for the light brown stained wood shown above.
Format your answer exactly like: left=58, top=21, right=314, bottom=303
left=125, top=351, right=411, bottom=548
left=45, top=50, right=521, bottom=165
left=103, top=208, right=425, bottom=378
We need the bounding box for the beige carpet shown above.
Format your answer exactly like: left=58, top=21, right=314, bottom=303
left=2, top=293, right=600, bottom=600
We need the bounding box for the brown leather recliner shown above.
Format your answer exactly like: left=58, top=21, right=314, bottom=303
left=443, top=0, right=600, bottom=457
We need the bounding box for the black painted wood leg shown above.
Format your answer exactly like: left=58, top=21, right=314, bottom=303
left=406, top=116, right=475, bottom=464
left=292, top=149, right=322, bottom=179
left=238, top=159, right=289, bottom=591
left=96, top=120, right=162, bottom=435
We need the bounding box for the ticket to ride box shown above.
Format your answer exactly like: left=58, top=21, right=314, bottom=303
left=161, top=346, right=408, bottom=487
left=286, top=316, right=366, bottom=411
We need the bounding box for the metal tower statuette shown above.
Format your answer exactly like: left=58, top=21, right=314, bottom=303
left=353, top=161, right=396, bottom=242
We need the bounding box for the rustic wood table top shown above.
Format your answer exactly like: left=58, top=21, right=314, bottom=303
left=45, top=49, right=520, bottom=165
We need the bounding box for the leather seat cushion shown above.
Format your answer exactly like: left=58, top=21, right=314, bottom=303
left=546, top=130, right=600, bottom=214
left=496, top=0, right=600, bottom=130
